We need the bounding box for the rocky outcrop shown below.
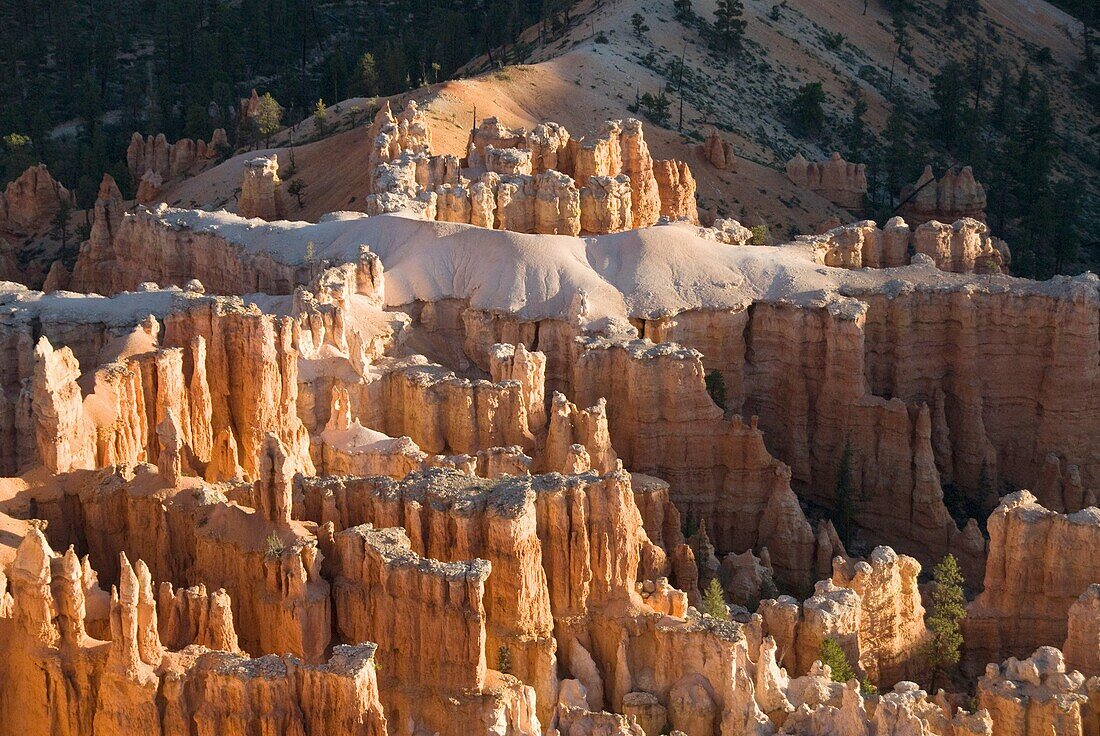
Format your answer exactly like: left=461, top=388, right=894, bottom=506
left=535, top=170, right=581, bottom=235
left=697, top=129, right=736, bottom=171
left=832, top=547, right=929, bottom=685
left=786, top=153, right=868, bottom=211
left=899, top=165, right=987, bottom=226
left=913, top=218, right=1008, bottom=273
left=977, top=647, right=1099, bottom=736
left=71, top=206, right=307, bottom=294
left=372, top=115, right=697, bottom=233
left=1065, top=585, right=1100, bottom=677
left=699, top=217, right=754, bottom=245
left=237, top=155, right=288, bottom=220
left=580, top=174, right=633, bottom=233
left=0, top=164, right=75, bottom=234
left=126, top=129, right=225, bottom=188
left=620, top=119, right=661, bottom=228
left=0, top=525, right=388, bottom=736
left=487, top=146, right=534, bottom=176
left=806, top=217, right=911, bottom=269
left=332, top=524, right=540, bottom=735
left=967, top=492, right=1100, bottom=670
left=653, top=159, right=699, bottom=223
left=565, top=336, right=838, bottom=590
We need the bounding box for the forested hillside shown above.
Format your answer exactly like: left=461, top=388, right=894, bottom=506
left=0, top=0, right=566, bottom=205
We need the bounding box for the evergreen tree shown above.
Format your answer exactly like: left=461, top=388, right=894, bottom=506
left=631, top=13, right=649, bottom=38
left=931, top=61, right=967, bottom=152
left=705, top=370, right=727, bottom=411
left=713, top=0, right=747, bottom=52
left=788, top=82, right=826, bottom=136
left=843, top=97, right=870, bottom=163
left=255, top=92, right=284, bottom=148
left=882, top=106, right=912, bottom=205
left=674, top=0, right=694, bottom=21
left=922, top=554, right=967, bottom=692
left=820, top=637, right=857, bottom=683
left=313, top=99, right=328, bottom=135
left=354, top=53, right=379, bottom=97
left=889, top=15, right=912, bottom=90
left=702, top=578, right=729, bottom=620
left=831, top=436, right=858, bottom=547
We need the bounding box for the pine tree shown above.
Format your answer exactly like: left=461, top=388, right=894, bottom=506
left=705, top=370, right=727, bottom=410
left=702, top=578, right=729, bottom=620
left=922, top=554, right=967, bottom=692
left=255, top=92, right=283, bottom=148
left=831, top=437, right=858, bottom=547
left=820, top=638, right=856, bottom=683
left=931, top=61, right=967, bottom=152
left=843, top=97, right=869, bottom=163
left=713, top=0, right=747, bottom=51
left=674, top=0, right=693, bottom=21
left=889, top=15, right=912, bottom=90
left=789, top=82, right=826, bottom=136
left=631, top=13, right=649, bottom=38
left=313, top=99, right=328, bottom=135
left=882, top=106, right=911, bottom=206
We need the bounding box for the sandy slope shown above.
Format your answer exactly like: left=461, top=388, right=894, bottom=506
left=146, top=207, right=1096, bottom=323
left=157, top=0, right=1096, bottom=241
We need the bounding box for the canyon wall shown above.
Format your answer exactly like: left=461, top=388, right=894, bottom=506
left=966, top=491, right=1100, bottom=671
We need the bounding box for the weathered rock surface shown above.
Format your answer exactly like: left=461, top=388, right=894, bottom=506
left=899, top=165, right=987, bottom=227
left=0, top=164, right=75, bottom=234
left=967, top=491, right=1100, bottom=671
left=786, top=152, right=867, bottom=211
left=697, top=129, right=736, bottom=171
left=237, top=155, right=288, bottom=220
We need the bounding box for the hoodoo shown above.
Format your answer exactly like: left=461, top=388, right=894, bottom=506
left=1, top=0, right=1097, bottom=732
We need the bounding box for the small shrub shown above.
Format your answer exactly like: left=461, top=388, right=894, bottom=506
left=750, top=224, right=770, bottom=245
left=821, top=31, right=845, bottom=50
left=497, top=644, right=512, bottom=674
left=264, top=532, right=284, bottom=558
left=594, top=31, right=610, bottom=44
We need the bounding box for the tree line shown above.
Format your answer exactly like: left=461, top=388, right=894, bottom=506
left=0, top=0, right=574, bottom=208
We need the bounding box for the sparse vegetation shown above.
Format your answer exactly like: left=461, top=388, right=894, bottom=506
left=631, top=13, right=649, bottom=39
left=264, top=532, right=285, bottom=558
left=749, top=224, right=770, bottom=245
left=288, top=179, right=307, bottom=208
left=312, top=99, right=328, bottom=135
left=256, top=93, right=284, bottom=148
left=497, top=644, right=512, bottom=674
